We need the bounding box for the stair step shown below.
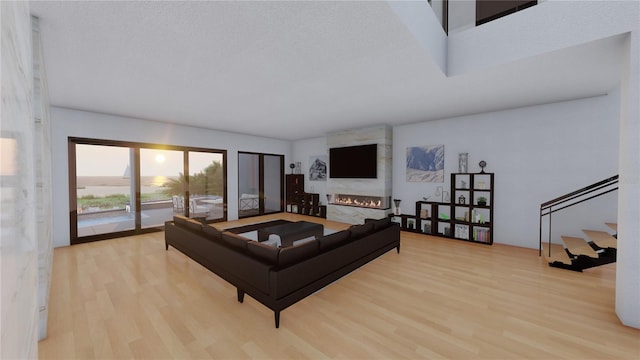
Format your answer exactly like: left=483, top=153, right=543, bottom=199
left=542, top=243, right=572, bottom=265
left=561, top=236, right=599, bottom=258
left=605, top=222, right=617, bottom=232
left=582, top=230, right=617, bottom=249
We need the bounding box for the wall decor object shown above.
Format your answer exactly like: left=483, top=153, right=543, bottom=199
left=435, top=186, right=443, bottom=201
left=406, top=144, right=444, bottom=182
left=308, top=155, right=327, bottom=181
left=479, top=160, right=487, bottom=173
left=458, top=152, right=468, bottom=173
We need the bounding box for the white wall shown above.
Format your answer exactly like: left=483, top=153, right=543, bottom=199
left=291, top=93, right=620, bottom=248
left=387, top=0, right=447, bottom=73
left=449, top=0, right=639, bottom=76
left=51, top=107, right=291, bottom=247
left=393, top=93, right=620, bottom=249
left=616, top=23, right=640, bottom=328
left=1, top=1, right=39, bottom=358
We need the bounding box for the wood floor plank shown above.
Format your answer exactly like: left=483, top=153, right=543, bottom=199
left=39, top=214, right=640, bottom=359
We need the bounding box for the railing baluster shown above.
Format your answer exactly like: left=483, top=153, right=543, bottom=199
left=548, top=207, right=552, bottom=258
left=538, top=175, right=618, bottom=257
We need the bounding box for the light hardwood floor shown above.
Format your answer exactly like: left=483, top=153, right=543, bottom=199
left=39, top=213, right=639, bottom=359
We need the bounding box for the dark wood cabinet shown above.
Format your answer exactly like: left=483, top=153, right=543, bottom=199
left=285, top=174, right=304, bottom=212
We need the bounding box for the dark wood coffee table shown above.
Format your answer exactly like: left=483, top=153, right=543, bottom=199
left=257, top=221, right=324, bottom=247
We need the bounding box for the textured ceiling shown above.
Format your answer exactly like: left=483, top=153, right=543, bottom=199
left=30, top=1, right=624, bottom=140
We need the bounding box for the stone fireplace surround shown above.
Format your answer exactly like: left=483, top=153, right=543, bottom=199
left=326, top=126, right=393, bottom=224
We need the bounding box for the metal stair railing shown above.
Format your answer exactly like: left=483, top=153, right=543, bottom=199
left=539, top=175, right=618, bottom=257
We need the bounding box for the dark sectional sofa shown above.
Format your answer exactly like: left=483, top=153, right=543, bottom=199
left=165, top=216, right=400, bottom=327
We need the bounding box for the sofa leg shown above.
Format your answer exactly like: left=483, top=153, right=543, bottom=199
left=165, top=241, right=169, bottom=251
left=237, top=289, right=244, bottom=303
left=396, top=244, right=400, bottom=253
left=274, top=311, right=280, bottom=328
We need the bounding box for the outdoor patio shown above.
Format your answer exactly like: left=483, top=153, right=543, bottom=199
left=77, top=197, right=224, bottom=237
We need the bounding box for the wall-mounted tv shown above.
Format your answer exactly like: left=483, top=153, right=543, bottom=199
left=329, top=144, right=377, bottom=179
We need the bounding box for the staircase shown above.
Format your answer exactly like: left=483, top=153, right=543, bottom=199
left=541, top=227, right=617, bottom=271
left=539, top=175, right=618, bottom=272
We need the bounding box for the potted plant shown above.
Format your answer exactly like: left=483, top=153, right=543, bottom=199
left=477, top=196, right=488, bottom=206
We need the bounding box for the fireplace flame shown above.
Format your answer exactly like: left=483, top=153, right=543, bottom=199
left=332, top=194, right=384, bottom=209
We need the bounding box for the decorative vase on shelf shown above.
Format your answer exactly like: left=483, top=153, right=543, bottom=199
left=458, top=153, right=468, bottom=173
left=393, top=199, right=402, bottom=215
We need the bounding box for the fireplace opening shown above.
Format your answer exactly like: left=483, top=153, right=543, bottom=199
left=328, top=194, right=390, bottom=210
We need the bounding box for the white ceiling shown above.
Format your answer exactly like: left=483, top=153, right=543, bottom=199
left=30, top=1, right=624, bottom=141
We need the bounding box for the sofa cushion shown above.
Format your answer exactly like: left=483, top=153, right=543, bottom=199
left=202, top=224, right=222, bottom=240
left=184, top=218, right=204, bottom=232
left=373, top=217, right=392, bottom=231
left=173, top=215, right=189, bottom=226
left=349, top=222, right=375, bottom=239
left=221, top=232, right=250, bottom=251
left=278, top=240, right=319, bottom=267
left=318, top=230, right=351, bottom=252
left=247, top=241, right=279, bottom=264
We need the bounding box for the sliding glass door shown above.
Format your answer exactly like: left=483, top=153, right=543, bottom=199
left=263, top=154, right=283, bottom=214
left=74, top=144, right=135, bottom=237
left=70, top=138, right=226, bottom=244
left=188, top=151, right=226, bottom=221
left=238, top=152, right=284, bottom=218
left=140, top=148, right=185, bottom=228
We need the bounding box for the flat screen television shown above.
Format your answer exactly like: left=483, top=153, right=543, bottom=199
left=329, top=144, right=377, bottom=179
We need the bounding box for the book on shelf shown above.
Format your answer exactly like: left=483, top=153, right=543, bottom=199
left=454, top=224, right=469, bottom=240
left=473, top=228, right=490, bottom=243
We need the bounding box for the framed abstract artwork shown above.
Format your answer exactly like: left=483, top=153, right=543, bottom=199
left=309, top=155, right=327, bottom=181
left=406, top=145, right=444, bottom=182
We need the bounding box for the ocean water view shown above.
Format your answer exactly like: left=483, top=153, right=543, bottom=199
left=77, top=176, right=177, bottom=197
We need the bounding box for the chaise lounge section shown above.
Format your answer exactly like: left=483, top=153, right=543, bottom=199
left=165, top=216, right=400, bottom=327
